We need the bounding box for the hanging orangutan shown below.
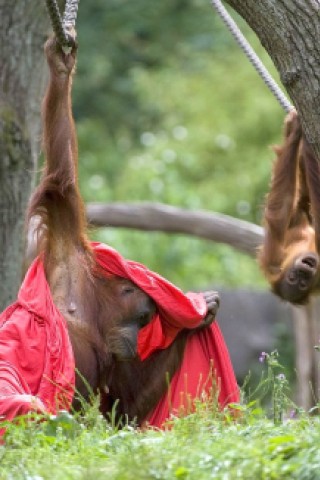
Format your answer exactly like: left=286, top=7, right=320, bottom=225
left=0, top=34, right=239, bottom=428
left=258, top=109, right=320, bottom=305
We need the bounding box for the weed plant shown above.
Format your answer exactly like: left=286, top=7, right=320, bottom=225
left=1, top=352, right=320, bottom=480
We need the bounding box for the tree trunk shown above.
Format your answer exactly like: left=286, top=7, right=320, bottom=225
left=0, top=1, right=49, bottom=310
left=224, top=0, right=320, bottom=408
left=292, top=299, right=320, bottom=411
left=225, top=0, right=320, bottom=158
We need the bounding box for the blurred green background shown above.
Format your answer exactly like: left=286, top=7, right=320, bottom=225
left=73, top=0, right=286, bottom=292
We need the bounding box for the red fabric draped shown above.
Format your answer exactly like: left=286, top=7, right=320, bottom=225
left=145, top=325, right=239, bottom=426
left=92, top=243, right=208, bottom=360
left=0, top=260, right=75, bottom=423
left=95, top=243, right=240, bottom=425
left=0, top=242, right=239, bottom=429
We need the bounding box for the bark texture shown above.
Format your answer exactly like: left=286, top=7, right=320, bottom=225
left=291, top=299, right=320, bottom=410
left=0, top=1, right=49, bottom=309
left=225, top=0, right=320, bottom=157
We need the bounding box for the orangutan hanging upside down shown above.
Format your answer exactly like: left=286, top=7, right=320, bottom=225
left=258, top=109, right=320, bottom=305
left=0, top=35, right=239, bottom=428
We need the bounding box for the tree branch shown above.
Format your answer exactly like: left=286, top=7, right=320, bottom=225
left=86, top=202, right=263, bottom=257
left=26, top=203, right=263, bottom=264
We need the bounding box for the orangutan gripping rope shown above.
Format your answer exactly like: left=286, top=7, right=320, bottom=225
left=0, top=34, right=240, bottom=428
left=28, top=36, right=158, bottom=405
left=258, top=110, right=320, bottom=305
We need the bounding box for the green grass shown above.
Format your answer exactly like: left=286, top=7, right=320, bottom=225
left=1, top=406, right=320, bottom=480
left=1, top=353, right=320, bottom=480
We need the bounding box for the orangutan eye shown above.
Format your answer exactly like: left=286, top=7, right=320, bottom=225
left=299, top=279, right=308, bottom=290
left=287, top=270, right=297, bottom=283
left=121, top=286, right=135, bottom=296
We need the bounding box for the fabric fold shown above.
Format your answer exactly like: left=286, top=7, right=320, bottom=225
left=0, top=243, right=239, bottom=428
left=0, top=259, right=75, bottom=423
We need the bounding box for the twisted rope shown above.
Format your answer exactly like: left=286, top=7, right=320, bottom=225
left=211, top=0, right=293, bottom=113
left=45, top=0, right=79, bottom=48
left=63, top=0, right=80, bottom=30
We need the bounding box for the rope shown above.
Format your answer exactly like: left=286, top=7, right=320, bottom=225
left=45, top=0, right=69, bottom=47
left=63, top=0, right=80, bottom=30
left=211, top=0, right=293, bottom=113
left=45, top=0, right=80, bottom=49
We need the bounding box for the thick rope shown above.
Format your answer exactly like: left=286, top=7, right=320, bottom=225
left=45, top=0, right=79, bottom=48
left=63, top=0, right=80, bottom=30
left=45, top=0, right=69, bottom=46
left=211, top=0, right=293, bottom=113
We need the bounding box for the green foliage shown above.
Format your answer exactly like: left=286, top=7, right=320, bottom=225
left=72, top=0, right=286, bottom=289
left=74, top=0, right=231, bottom=132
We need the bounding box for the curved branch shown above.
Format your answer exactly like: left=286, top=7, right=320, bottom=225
left=27, top=203, right=263, bottom=264
left=86, top=202, right=264, bottom=257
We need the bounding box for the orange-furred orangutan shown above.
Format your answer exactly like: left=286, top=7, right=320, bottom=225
left=28, top=35, right=220, bottom=423
left=258, top=110, right=320, bottom=305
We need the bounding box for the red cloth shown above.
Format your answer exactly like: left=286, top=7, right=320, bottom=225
left=92, top=243, right=208, bottom=359
left=0, top=259, right=75, bottom=423
left=0, top=242, right=239, bottom=427
left=145, top=325, right=239, bottom=426
left=94, top=243, right=240, bottom=425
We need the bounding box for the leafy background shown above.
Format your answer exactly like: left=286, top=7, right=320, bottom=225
left=72, top=0, right=285, bottom=291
